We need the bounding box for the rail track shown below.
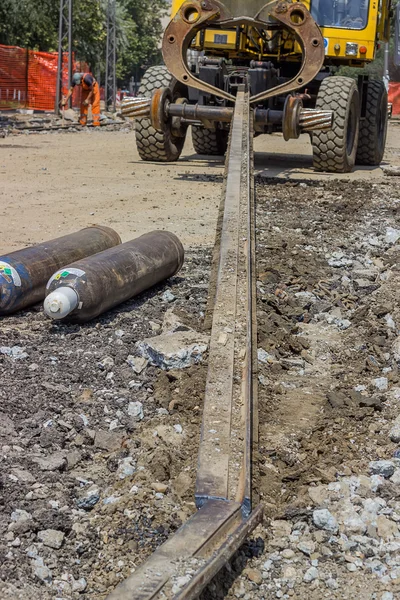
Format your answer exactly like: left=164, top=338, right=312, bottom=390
left=107, top=88, right=262, bottom=599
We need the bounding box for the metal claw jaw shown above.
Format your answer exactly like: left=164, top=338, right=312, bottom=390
left=163, top=0, right=235, bottom=102
left=162, top=0, right=325, bottom=105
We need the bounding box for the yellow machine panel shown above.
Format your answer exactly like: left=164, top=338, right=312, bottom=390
left=171, top=0, right=386, bottom=64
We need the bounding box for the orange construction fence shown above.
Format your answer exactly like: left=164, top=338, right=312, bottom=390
left=389, top=82, right=400, bottom=116
left=0, top=44, right=91, bottom=111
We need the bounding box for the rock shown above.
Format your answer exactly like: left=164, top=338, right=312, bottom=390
left=32, top=558, right=52, bottom=583
left=162, top=309, right=190, bottom=333
left=393, top=338, right=400, bottom=361
left=271, top=520, right=292, bottom=537
left=172, top=472, right=193, bottom=499
left=358, top=396, right=383, bottom=410
left=98, top=356, right=114, bottom=370
left=174, top=424, right=183, bottom=434
left=389, top=418, right=400, bottom=443
left=383, top=166, right=400, bottom=177
left=63, top=108, right=78, bottom=122
left=372, top=377, right=388, bottom=391
left=385, top=314, right=396, bottom=330
left=303, top=566, right=319, bottom=582
left=162, top=290, right=176, bottom=303
left=117, top=457, right=136, bottom=479
left=353, top=279, right=379, bottom=294
left=32, top=452, right=66, bottom=472
left=71, top=577, right=87, bottom=593
left=0, top=345, right=28, bottom=359
left=381, top=593, right=394, bottom=600
left=326, top=391, right=346, bottom=408
left=320, top=545, right=333, bottom=557
left=369, top=460, right=395, bottom=479
left=297, top=540, right=316, bottom=556
left=54, top=580, right=72, bottom=596
left=127, top=401, right=144, bottom=421
left=137, top=330, right=209, bottom=370
left=390, top=469, right=400, bottom=485
left=326, top=578, right=339, bottom=590
left=346, top=563, right=357, bottom=572
left=94, top=430, right=123, bottom=452
left=10, top=468, right=35, bottom=483
left=0, top=413, right=15, bottom=436
left=151, top=482, right=168, bottom=493
left=149, top=320, right=161, bottom=332
left=258, top=348, right=276, bottom=364
left=66, top=450, right=82, bottom=470
left=244, top=568, right=262, bottom=585
left=385, top=227, right=400, bottom=244
left=376, top=515, right=398, bottom=539
left=37, top=529, right=65, bottom=549
left=281, top=549, right=295, bottom=559
left=280, top=357, right=305, bottom=370
left=312, top=509, right=338, bottom=533
left=9, top=509, right=34, bottom=533
left=282, top=566, right=297, bottom=580
left=126, top=355, right=148, bottom=374
left=370, top=474, right=386, bottom=491
left=342, top=514, right=367, bottom=535
left=76, top=485, right=100, bottom=510
left=327, top=252, right=353, bottom=267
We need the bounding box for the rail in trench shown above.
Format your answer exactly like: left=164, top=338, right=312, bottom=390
left=107, top=88, right=262, bottom=600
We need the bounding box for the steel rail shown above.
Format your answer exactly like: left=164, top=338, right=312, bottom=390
left=107, top=88, right=261, bottom=600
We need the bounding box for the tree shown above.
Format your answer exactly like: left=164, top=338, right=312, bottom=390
left=115, top=0, right=169, bottom=86
left=0, top=0, right=168, bottom=87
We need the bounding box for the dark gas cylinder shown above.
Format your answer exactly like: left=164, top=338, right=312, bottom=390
left=0, top=226, right=121, bottom=315
left=44, top=231, right=184, bottom=323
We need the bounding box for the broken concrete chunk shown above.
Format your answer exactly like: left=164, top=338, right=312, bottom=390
left=127, top=401, right=144, bottom=421
left=126, top=355, right=148, bottom=374
left=32, top=452, right=66, bottom=472
left=76, top=485, right=100, bottom=510
left=312, top=509, right=338, bottom=533
left=137, top=330, right=209, bottom=370
left=369, top=460, right=395, bottom=479
left=37, top=529, right=65, bottom=549
left=94, top=430, right=124, bottom=452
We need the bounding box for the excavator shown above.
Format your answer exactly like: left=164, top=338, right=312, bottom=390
left=123, top=0, right=394, bottom=173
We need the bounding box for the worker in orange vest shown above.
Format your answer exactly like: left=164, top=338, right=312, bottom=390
left=62, top=73, right=101, bottom=126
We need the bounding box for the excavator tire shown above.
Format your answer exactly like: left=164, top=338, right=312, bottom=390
left=135, top=65, right=186, bottom=162
left=191, top=126, right=229, bottom=156
left=312, top=76, right=360, bottom=173
left=356, top=79, right=388, bottom=166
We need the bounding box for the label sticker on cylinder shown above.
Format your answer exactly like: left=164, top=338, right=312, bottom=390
left=46, top=268, right=86, bottom=289
left=0, top=262, right=22, bottom=287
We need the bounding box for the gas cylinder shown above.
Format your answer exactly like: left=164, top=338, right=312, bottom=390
left=0, top=226, right=121, bottom=315
left=44, top=231, right=184, bottom=323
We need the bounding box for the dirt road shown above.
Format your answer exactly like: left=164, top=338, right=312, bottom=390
left=1, top=122, right=400, bottom=253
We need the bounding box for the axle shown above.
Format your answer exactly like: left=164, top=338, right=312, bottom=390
left=121, top=92, right=333, bottom=140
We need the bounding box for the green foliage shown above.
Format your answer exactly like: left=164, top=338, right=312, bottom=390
left=0, top=0, right=168, bottom=86
left=116, top=0, right=168, bottom=84
left=0, top=0, right=59, bottom=50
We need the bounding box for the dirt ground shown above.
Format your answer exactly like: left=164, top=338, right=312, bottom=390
left=1, top=122, right=400, bottom=254
left=1, top=121, right=400, bottom=599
